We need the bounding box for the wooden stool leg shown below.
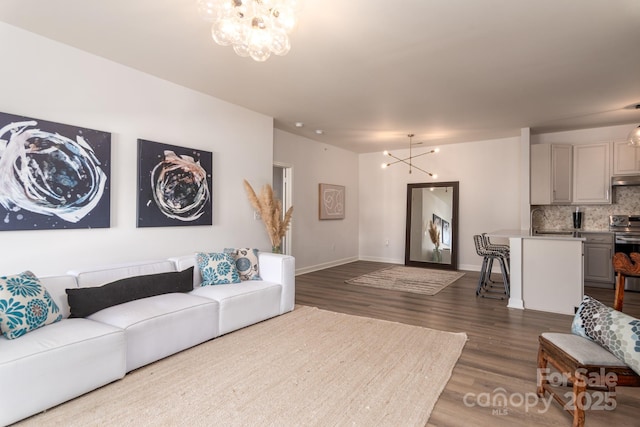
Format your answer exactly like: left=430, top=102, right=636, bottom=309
left=571, top=371, right=587, bottom=427
left=614, top=272, right=625, bottom=311
left=537, top=345, right=548, bottom=397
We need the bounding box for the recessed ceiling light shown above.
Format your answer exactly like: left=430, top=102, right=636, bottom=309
left=295, top=122, right=304, bottom=128
left=315, top=129, right=324, bottom=135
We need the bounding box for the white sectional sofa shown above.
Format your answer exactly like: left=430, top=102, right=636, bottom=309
left=0, top=252, right=295, bottom=426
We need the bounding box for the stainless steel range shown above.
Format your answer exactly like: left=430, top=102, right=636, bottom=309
left=609, top=215, right=640, bottom=291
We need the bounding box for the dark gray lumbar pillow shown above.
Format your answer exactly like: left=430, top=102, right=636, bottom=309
left=66, top=267, right=194, bottom=318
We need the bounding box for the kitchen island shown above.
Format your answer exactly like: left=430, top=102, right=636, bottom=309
left=488, top=229, right=585, bottom=315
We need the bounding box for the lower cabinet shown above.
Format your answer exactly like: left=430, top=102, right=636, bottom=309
left=582, top=232, right=614, bottom=288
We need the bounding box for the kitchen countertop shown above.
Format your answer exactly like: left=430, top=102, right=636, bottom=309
left=487, top=229, right=586, bottom=240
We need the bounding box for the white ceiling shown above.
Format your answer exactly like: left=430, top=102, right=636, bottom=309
left=1, top=0, right=639, bottom=153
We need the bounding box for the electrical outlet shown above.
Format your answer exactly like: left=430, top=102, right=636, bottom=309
left=385, top=239, right=389, bottom=246
left=253, top=211, right=260, bottom=220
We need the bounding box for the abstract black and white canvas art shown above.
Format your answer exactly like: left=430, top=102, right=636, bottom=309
left=0, top=112, right=111, bottom=231
left=137, top=139, right=212, bottom=227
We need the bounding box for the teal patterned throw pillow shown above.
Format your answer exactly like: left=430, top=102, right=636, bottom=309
left=196, top=252, right=241, bottom=285
left=224, top=248, right=261, bottom=281
left=0, top=271, right=63, bottom=339
left=571, top=295, right=640, bottom=375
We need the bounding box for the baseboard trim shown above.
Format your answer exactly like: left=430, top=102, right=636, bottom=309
left=295, top=256, right=359, bottom=276
left=459, top=263, right=481, bottom=272
left=357, top=256, right=404, bottom=264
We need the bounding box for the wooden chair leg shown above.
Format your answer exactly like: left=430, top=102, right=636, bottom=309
left=614, top=272, right=625, bottom=311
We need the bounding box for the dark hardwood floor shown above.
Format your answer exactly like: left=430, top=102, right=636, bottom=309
left=295, top=261, right=640, bottom=427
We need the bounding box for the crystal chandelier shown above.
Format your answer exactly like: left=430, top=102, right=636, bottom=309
left=381, top=134, right=439, bottom=176
left=197, top=0, right=300, bottom=62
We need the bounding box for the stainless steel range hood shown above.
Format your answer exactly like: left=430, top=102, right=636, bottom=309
left=612, top=175, right=640, bottom=186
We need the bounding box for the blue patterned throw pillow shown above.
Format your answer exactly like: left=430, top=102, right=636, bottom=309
left=571, top=295, right=640, bottom=375
left=0, top=271, right=63, bottom=339
left=196, top=252, right=241, bottom=285
left=224, top=248, right=261, bottom=281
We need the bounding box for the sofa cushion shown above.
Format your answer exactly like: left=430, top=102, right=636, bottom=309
left=66, top=267, right=194, bottom=318
left=0, top=271, right=63, bottom=339
left=571, top=295, right=640, bottom=375
left=224, top=248, right=261, bottom=281
left=190, top=280, right=281, bottom=335
left=196, top=252, right=241, bottom=285
left=69, top=259, right=176, bottom=288
left=87, top=293, right=219, bottom=371
left=0, top=318, right=126, bottom=426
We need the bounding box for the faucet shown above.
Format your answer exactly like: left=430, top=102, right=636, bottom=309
left=530, top=208, right=546, bottom=235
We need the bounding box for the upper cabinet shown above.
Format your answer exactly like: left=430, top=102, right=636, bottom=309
left=572, top=143, right=611, bottom=204
left=531, top=144, right=572, bottom=204
left=613, top=141, right=640, bottom=175
left=552, top=145, right=573, bottom=203
left=531, top=142, right=612, bottom=205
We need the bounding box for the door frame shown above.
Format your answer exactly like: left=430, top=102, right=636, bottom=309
left=273, top=162, right=293, bottom=255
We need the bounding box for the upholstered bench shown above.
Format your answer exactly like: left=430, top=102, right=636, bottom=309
left=536, top=295, right=640, bottom=427
left=537, top=333, right=640, bottom=427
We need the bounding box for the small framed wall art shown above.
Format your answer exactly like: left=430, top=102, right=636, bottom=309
left=137, top=139, right=212, bottom=227
left=319, top=183, right=345, bottom=220
left=442, top=218, right=451, bottom=247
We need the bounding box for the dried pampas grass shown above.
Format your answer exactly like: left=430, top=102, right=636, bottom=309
left=243, top=179, right=293, bottom=251
left=427, top=220, right=440, bottom=247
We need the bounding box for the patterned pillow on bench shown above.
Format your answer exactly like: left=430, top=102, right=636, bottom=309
left=571, top=295, right=640, bottom=375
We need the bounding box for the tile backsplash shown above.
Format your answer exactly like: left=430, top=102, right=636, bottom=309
left=532, top=186, right=640, bottom=231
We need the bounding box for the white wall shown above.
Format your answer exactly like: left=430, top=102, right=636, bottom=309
left=274, top=129, right=359, bottom=273
left=0, top=23, right=274, bottom=276
left=359, top=137, right=522, bottom=270
left=3, top=23, right=633, bottom=278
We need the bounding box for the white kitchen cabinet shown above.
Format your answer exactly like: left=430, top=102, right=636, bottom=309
left=531, top=144, right=572, bottom=204
left=613, top=141, right=640, bottom=175
left=572, top=143, right=611, bottom=204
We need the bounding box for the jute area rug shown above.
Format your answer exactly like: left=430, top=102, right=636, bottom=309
left=18, top=306, right=466, bottom=427
left=345, top=266, right=465, bottom=295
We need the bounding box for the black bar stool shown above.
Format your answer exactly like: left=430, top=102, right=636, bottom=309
left=473, top=234, right=510, bottom=299
left=481, top=233, right=510, bottom=279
